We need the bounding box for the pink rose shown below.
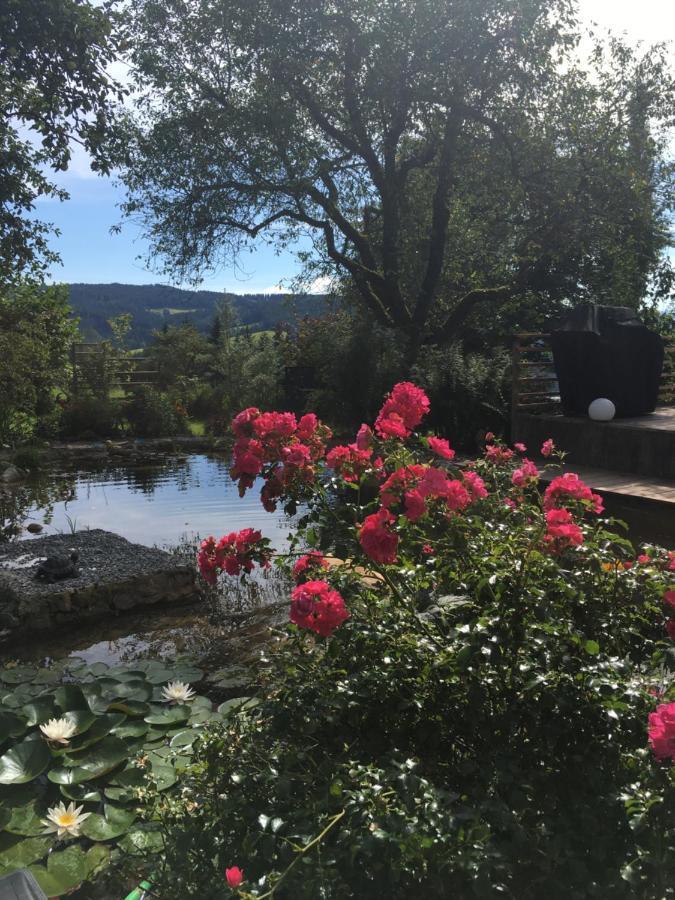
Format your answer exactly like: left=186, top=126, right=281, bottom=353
left=290, top=580, right=350, bottom=637
left=647, top=702, right=675, bottom=761
left=541, top=438, right=555, bottom=457
left=427, top=436, right=455, bottom=460
left=225, top=867, right=244, bottom=889
left=359, top=508, right=398, bottom=564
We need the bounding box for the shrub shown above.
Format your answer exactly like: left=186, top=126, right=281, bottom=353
left=138, top=387, right=674, bottom=899
left=125, top=386, right=189, bottom=438
left=59, top=395, right=124, bottom=439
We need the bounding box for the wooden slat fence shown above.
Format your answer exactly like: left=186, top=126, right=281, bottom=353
left=71, top=343, right=158, bottom=395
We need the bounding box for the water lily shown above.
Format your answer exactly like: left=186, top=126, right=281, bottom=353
left=42, top=801, right=91, bottom=838
left=161, top=681, right=196, bottom=702
left=39, top=717, right=77, bottom=744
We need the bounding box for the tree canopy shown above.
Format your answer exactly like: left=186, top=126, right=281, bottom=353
left=120, top=0, right=675, bottom=355
left=0, top=0, right=122, bottom=283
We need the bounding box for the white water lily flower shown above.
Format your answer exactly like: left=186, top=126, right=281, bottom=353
left=42, top=801, right=91, bottom=838
left=39, top=717, right=77, bottom=744
left=161, top=681, right=196, bottom=703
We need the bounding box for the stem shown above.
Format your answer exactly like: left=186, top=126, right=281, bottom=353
left=242, top=810, right=345, bottom=899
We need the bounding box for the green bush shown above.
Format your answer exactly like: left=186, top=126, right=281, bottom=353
left=59, top=396, right=124, bottom=439
left=125, top=387, right=189, bottom=438
left=134, top=387, right=674, bottom=898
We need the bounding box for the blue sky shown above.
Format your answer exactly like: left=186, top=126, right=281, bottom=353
left=38, top=0, right=673, bottom=294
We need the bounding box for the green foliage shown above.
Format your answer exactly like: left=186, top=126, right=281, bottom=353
left=125, top=386, right=189, bottom=438
left=59, top=395, right=124, bottom=439
left=0, top=283, right=78, bottom=443
left=138, top=411, right=673, bottom=898
left=119, top=0, right=674, bottom=351
left=0, top=657, right=225, bottom=896
left=0, top=0, right=122, bottom=283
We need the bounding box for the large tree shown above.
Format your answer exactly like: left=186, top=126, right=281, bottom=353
left=120, top=0, right=674, bottom=358
left=0, top=0, right=123, bottom=283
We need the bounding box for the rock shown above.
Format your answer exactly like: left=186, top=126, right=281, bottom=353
left=26, top=523, right=43, bottom=534
left=0, top=530, right=199, bottom=638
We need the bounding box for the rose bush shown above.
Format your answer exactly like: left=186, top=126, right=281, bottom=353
left=140, top=383, right=674, bottom=899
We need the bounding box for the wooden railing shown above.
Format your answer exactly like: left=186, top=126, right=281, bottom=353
left=71, top=343, right=158, bottom=395
left=512, top=332, right=675, bottom=418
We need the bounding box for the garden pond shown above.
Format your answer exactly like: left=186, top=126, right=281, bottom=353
left=0, top=453, right=295, bottom=668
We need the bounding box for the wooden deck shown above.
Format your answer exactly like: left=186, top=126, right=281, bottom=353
left=539, top=461, right=675, bottom=547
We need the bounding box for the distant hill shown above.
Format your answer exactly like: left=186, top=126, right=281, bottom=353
left=67, top=283, right=331, bottom=346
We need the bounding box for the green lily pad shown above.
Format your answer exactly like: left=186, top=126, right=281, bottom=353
left=143, top=669, right=176, bottom=685
left=59, top=783, right=102, bottom=803
left=21, top=698, right=57, bottom=727
left=65, top=713, right=126, bottom=752
left=144, top=705, right=191, bottom=726
left=60, top=709, right=97, bottom=737
left=169, top=729, right=200, bottom=749
left=4, top=798, right=45, bottom=836
left=0, top=737, right=51, bottom=784
left=54, top=685, right=89, bottom=712
left=106, top=669, right=147, bottom=682
left=106, top=680, right=153, bottom=702
left=0, top=667, right=37, bottom=685
left=150, top=763, right=177, bottom=791
left=118, top=828, right=164, bottom=854
left=0, top=833, right=51, bottom=871
left=80, top=803, right=137, bottom=841
left=47, top=736, right=128, bottom=784
left=30, top=845, right=89, bottom=897
left=217, top=696, right=259, bottom=717
left=188, top=709, right=213, bottom=726
left=32, top=669, right=61, bottom=685
left=0, top=807, right=11, bottom=831
left=111, top=720, right=149, bottom=739
left=107, top=699, right=151, bottom=717
left=0, top=711, right=27, bottom=739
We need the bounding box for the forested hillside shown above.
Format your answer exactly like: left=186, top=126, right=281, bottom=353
left=67, top=283, right=330, bottom=345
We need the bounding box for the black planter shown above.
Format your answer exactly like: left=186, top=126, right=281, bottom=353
left=549, top=304, right=664, bottom=417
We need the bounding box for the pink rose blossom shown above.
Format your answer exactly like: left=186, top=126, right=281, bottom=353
left=485, top=444, right=514, bottom=464
left=462, top=470, right=488, bottom=501
left=543, top=508, right=584, bottom=553
left=541, top=438, right=555, bottom=457
left=290, top=580, right=350, bottom=637
left=484, top=432, right=495, bottom=443
left=356, top=423, right=374, bottom=450
left=427, top=436, right=455, bottom=460
left=359, top=508, right=399, bottom=564
left=647, top=702, right=675, bottom=761
left=292, top=551, right=329, bottom=583
left=511, top=458, right=540, bottom=488
left=374, top=382, right=430, bottom=439
left=326, top=444, right=373, bottom=483
left=403, top=489, right=427, bottom=522
left=663, top=589, right=675, bottom=610
left=543, top=473, right=603, bottom=515
left=514, top=442, right=527, bottom=453
left=225, top=867, right=244, bottom=889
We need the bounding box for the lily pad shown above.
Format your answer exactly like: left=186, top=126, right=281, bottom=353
left=59, top=783, right=102, bottom=803
left=80, top=803, right=137, bottom=841
left=30, top=845, right=89, bottom=897
left=66, top=713, right=126, bottom=752
left=217, top=696, right=259, bottom=717
left=21, top=698, right=57, bottom=727
left=107, top=699, right=151, bottom=717
left=5, top=798, right=45, bottom=837
left=111, top=720, right=149, bottom=739
left=118, top=828, right=164, bottom=854
left=47, top=736, right=128, bottom=784
left=0, top=833, right=51, bottom=871
left=0, top=711, right=27, bottom=738
left=54, top=685, right=89, bottom=712
left=106, top=680, right=153, bottom=702
left=144, top=705, right=191, bottom=726
left=0, top=667, right=37, bottom=685
left=0, top=738, right=51, bottom=784
left=169, top=729, right=200, bottom=749
left=60, top=709, right=97, bottom=736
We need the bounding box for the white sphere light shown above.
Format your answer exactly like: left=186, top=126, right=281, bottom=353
left=588, top=398, right=616, bottom=422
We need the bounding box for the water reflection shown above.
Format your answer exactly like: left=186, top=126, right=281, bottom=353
left=4, top=454, right=298, bottom=550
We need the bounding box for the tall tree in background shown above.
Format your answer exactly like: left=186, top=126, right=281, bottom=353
left=120, top=0, right=674, bottom=360
left=0, top=0, right=122, bottom=283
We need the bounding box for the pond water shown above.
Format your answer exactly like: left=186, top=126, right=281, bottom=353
left=1, top=453, right=296, bottom=550
left=0, top=454, right=296, bottom=666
